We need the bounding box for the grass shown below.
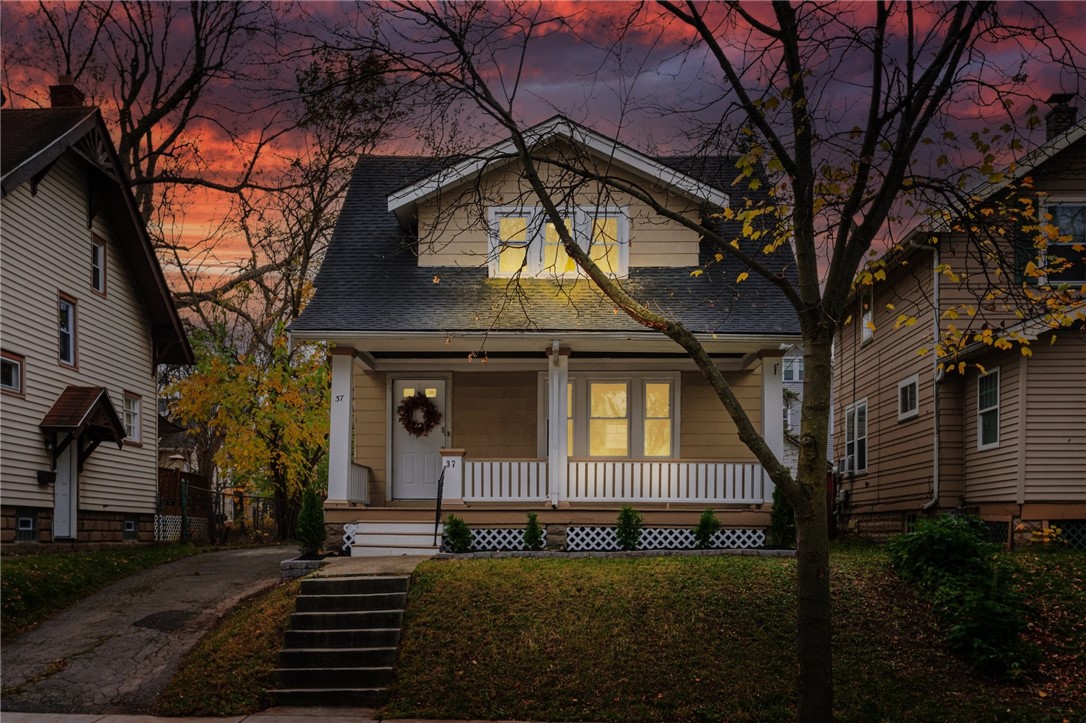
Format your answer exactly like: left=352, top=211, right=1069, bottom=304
left=380, top=546, right=1085, bottom=722
left=1, top=544, right=201, bottom=636
left=154, top=579, right=301, bottom=716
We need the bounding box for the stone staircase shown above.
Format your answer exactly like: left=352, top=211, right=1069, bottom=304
left=269, top=574, right=409, bottom=706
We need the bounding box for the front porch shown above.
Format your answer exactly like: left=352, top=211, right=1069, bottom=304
left=319, top=335, right=787, bottom=555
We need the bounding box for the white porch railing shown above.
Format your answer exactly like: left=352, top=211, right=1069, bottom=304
left=567, top=461, right=768, bottom=504
left=347, top=463, right=371, bottom=505
left=463, top=460, right=549, bottom=502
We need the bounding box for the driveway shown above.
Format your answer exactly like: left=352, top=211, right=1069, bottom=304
left=1, top=546, right=291, bottom=714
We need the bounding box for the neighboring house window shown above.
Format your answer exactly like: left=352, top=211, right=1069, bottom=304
left=844, top=400, right=867, bottom=473
left=123, top=393, right=142, bottom=444
left=15, top=509, right=37, bottom=542
left=58, top=293, right=77, bottom=367
left=783, top=403, right=792, bottom=433
left=898, top=374, right=919, bottom=421
left=978, top=368, right=1000, bottom=450
left=488, top=206, right=629, bottom=278
left=783, top=357, right=804, bottom=382
left=861, top=289, right=874, bottom=343
left=91, top=237, right=107, bottom=293
left=1044, top=203, right=1086, bottom=283
left=1, top=350, right=25, bottom=396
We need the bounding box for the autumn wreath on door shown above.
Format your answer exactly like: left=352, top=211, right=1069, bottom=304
left=397, top=391, right=443, bottom=438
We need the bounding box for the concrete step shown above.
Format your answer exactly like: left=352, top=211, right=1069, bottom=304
left=276, top=646, right=398, bottom=669
left=274, top=666, right=394, bottom=689
left=350, top=544, right=441, bottom=557
left=289, top=610, right=403, bottom=630
left=300, top=576, right=410, bottom=596
left=284, top=628, right=400, bottom=649
left=268, top=688, right=388, bottom=707
left=355, top=522, right=443, bottom=534
left=295, top=594, right=405, bottom=613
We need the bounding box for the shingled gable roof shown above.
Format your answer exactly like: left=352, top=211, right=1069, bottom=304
left=292, top=148, right=801, bottom=341
left=386, top=116, right=731, bottom=226
left=1, top=107, right=194, bottom=365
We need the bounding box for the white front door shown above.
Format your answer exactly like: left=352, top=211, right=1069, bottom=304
left=53, top=440, right=78, bottom=539
left=392, top=379, right=447, bottom=500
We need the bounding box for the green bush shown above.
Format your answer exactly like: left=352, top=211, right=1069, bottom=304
left=524, top=512, right=544, bottom=551
left=616, top=505, right=643, bottom=551
left=444, top=514, right=472, bottom=553
left=888, top=514, right=994, bottom=589
left=767, top=486, right=796, bottom=549
left=295, top=485, right=326, bottom=556
left=888, top=514, right=1032, bottom=676
left=694, top=509, right=721, bottom=549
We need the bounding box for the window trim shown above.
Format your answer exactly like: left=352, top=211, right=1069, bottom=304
left=844, top=399, right=868, bottom=474
left=123, top=391, right=143, bottom=446
left=1, top=349, right=25, bottom=397
left=897, top=374, right=919, bottom=422
left=539, top=371, right=680, bottom=460
left=58, top=292, right=78, bottom=369
left=1040, top=199, right=1086, bottom=285
left=91, top=236, right=107, bottom=295
left=488, top=205, right=630, bottom=279
left=783, top=356, right=804, bottom=382
left=977, top=367, right=1000, bottom=451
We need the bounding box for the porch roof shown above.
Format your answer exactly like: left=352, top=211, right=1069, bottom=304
left=292, top=155, right=800, bottom=344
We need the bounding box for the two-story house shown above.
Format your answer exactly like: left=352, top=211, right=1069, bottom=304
left=290, top=117, right=801, bottom=555
left=1, top=80, right=193, bottom=545
left=832, top=102, right=1086, bottom=546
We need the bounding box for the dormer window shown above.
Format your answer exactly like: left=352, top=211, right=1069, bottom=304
left=488, top=206, right=629, bottom=279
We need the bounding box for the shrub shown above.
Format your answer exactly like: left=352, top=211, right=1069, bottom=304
left=694, top=509, right=721, bottom=549
left=295, top=485, right=326, bottom=556
left=444, top=514, right=472, bottom=553
left=888, top=514, right=994, bottom=589
left=767, top=485, right=796, bottom=549
left=888, top=513, right=1032, bottom=676
left=616, top=505, right=643, bottom=551
left=524, top=512, right=544, bottom=551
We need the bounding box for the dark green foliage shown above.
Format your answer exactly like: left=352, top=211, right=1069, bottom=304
left=295, top=485, right=326, bottom=556
left=616, top=505, right=643, bottom=551
left=524, top=512, right=544, bottom=551
left=889, top=514, right=1032, bottom=676
left=694, top=509, right=721, bottom=549
left=767, top=486, right=796, bottom=549
left=444, top=514, right=472, bottom=553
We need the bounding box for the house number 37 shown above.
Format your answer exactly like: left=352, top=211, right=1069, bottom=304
left=334, top=395, right=344, bottom=403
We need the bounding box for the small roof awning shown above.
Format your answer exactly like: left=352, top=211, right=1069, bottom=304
left=39, top=386, right=126, bottom=472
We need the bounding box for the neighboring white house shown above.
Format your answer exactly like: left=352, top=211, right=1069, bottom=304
left=290, top=116, right=801, bottom=555
left=0, top=81, right=192, bottom=544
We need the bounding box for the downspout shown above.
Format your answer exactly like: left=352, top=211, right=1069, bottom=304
left=923, top=243, right=942, bottom=511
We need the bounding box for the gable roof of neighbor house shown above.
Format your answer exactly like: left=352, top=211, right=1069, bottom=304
left=1, top=106, right=194, bottom=365
left=293, top=127, right=800, bottom=342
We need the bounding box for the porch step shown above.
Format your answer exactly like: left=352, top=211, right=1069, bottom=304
left=348, top=521, right=442, bottom=557
left=268, top=575, right=409, bottom=707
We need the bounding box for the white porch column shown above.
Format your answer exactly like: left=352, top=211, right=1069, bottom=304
left=761, top=351, right=785, bottom=503
left=546, top=341, right=569, bottom=507
left=327, top=350, right=355, bottom=504
left=440, top=448, right=465, bottom=504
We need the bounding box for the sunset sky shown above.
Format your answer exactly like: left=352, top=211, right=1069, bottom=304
left=2, top=1, right=1085, bottom=281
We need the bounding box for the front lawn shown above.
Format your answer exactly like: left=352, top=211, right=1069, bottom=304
left=382, top=546, right=1084, bottom=722
left=1, top=544, right=201, bottom=636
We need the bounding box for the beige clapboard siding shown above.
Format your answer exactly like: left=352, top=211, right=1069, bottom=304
left=417, top=154, right=703, bottom=269
left=450, top=371, right=537, bottom=458
left=962, top=356, right=1021, bottom=502
left=834, top=262, right=941, bottom=507
left=679, top=368, right=760, bottom=461
left=0, top=155, right=158, bottom=514
left=1023, top=334, right=1086, bottom=501
left=351, top=369, right=388, bottom=504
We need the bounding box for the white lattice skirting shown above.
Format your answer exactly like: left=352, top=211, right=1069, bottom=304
left=154, top=514, right=209, bottom=542
left=462, top=527, right=548, bottom=551
left=567, top=526, right=765, bottom=551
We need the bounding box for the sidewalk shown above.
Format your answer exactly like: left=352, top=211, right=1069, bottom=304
left=0, top=708, right=538, bottom=722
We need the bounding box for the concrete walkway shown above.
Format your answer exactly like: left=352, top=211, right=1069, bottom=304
left=0, top=708, right=540, bottom=722
left=1, top=547, right=292, bottom=714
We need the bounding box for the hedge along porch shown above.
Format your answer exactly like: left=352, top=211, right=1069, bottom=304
left=320, top=332, right=789, bottom=554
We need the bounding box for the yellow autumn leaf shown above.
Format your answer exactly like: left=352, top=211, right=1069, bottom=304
left=737, top=271, right=750, bottom=283
left=690, top=269, right=704, bottom=277
left=1021, top=346, right=1033, bottom=357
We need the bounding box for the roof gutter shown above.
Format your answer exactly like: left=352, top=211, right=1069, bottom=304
left=288, top=328, right=804, bottom=348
